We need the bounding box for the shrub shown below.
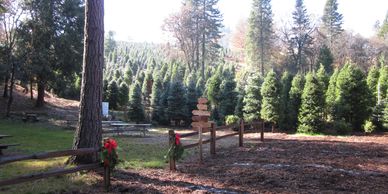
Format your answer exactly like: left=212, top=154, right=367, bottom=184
left=333, top=120, right=352, bottom=135
left=225, top=115, right=240, bottom=126
left=363, top=120, right=376, bottom=133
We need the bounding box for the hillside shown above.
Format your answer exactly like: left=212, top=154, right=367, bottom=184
left=0, top=84, right=79, bottom=121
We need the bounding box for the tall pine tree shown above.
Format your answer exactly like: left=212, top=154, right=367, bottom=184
left=298, top=73, right=325, bottom=133
left=128, top=81, right=145, bottom=123
left=246, top=0, right=273, bottom=75
left=243, top=73, right=262, bottom=122
left=288, top=74, right=305, bottom=131
left=321, top=0, right=343, bottom=46
left=260, top=70, right=280, bottom=132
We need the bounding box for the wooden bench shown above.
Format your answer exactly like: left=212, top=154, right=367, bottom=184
left=0, top=143, right=20, bottom=155
left=103, top=123, right=151, bottom=137
left=22, top=113, right=39, bottom=122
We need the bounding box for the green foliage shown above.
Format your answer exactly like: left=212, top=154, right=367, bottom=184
left=288, top=73, right=305, bottom=131
left=316, top=64, right=329, bottom=91
left=363, top=120, right=376, bottom=133
left=108, top=81, right=119, bottom=110
left=316, top=45, right=334, bottom=74
left=207, top=69, right=223, bottom=106
left=298, top=73, right=325, bottom=133
left=378, top=65, right=388, bottom=103
left=367, top=65, right=380, bottom=104
left=128, top=82, right=145, bottom=123
left=105, top=31, right=116, bottom=55
left=243, top=73, right=262, bottom=122
left=325, top=69, right=339, bottom=121
left=260, top=70, right=280, bottom=124
left=332, top=120, right=352, bottom=135
left=103, top=79, right=109, bottom=101
left=246, top=0, right=274, bottom=74
left=167, top=81, right=187, bottom=123
left=219, top=77, right=237, bottom=119
left=118, top=83, right=129, bottom=107
left=124, top=67, right=133, bottom=85
left=335, top=63, right=371, bottom=130
left=321, top=0, right=343, bottom=43
left=151, top=76, right=163, bottom=123
left=186, top=78, right=198, bottom=122
left=383, top=91, right=388, bottom=129
left=377, top=11, right=388, bottom=39
left=225, top=115, right=240, bottom=125
left=279, top=71, right=293, bottom=130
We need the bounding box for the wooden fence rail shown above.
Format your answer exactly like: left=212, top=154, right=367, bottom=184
left=0, top=148, right=111, bottom=191
left=169, top=119, right=264, bottom=170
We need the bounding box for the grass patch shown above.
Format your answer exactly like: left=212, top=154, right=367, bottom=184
left=0, top=119, right=170, bottom=193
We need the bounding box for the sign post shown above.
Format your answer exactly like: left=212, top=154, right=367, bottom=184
left=191, top=97, right=211, bottom=163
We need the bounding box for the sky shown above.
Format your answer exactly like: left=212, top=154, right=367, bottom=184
left=105, top=0, right=388, bottom=43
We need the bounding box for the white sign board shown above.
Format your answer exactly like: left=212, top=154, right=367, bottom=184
left=102, top=102, right=109, bottom=117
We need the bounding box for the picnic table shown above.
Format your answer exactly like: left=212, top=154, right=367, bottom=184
left=0, top=135, right=12, bottom=139
left=0, top=134, right=19, bottom=155
left=22, top=112, right=39, bottom=122
left=103, top=123, right=151, bottom=137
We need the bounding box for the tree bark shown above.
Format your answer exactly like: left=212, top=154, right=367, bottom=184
left=35, top=78, right=45, bottom=107
left=3, top=74, right=9, bottom=98
left=30, top=78, right=33, bottom=100
left=5, top=64, right=15, bottom=117
left=71, top=0, right=104, bottom=164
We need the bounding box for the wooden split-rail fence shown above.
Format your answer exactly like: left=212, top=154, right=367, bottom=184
left=168, top=119, right=264, bottom=171
left=0, top=148, right=112, bottom=191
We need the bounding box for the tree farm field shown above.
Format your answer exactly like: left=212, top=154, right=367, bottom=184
left=1, top=119, right=387, bottom=193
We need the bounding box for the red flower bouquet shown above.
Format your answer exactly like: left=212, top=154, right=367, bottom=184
left=101, top=138, right=119, bottom=169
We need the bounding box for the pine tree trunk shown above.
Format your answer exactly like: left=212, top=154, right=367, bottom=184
left=36, top=79, right=45, bottom=107
left=272, top=122, right=275, bottom=133
left=30, top=78, right=33, bottom=100
left=71, top=0, right=104, bottom=164
left=201, top=0, right=206, bottom=79
left=6, top=64, right=15, bottom=117
left=3, top=74, right=9, bottom=98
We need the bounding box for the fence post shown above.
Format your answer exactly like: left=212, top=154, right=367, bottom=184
left=104, top=165, right=110, bottom=191
left=198, top=127, right=203, bottom=163
left=239, top=119, right=244, bottom=147
left=261, top=121, right=264, bottom=142
left=168, top=130, right=176, bottom=171
left=210, top=122, right=216, bottom=157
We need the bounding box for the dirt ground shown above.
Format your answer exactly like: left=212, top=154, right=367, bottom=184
left=95, top=132, right=388, bottom=194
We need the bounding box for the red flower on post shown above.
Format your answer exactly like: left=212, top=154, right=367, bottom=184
left=175, top=134, right=181, bottom=145
left=102, top=138, right=119, bottom=169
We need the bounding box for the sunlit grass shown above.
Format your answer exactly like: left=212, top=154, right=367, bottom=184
left=0, top=119, right=171, bottom=193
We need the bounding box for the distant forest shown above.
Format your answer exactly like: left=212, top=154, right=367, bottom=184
left=1, top=0, right=388, bottom=133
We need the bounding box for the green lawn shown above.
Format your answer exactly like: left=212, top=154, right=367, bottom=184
left=0, top=120, right=168, bottom=193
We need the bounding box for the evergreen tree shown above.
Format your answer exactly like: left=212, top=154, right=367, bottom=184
left=167, top=81, right=187, bottom=125
left=288, top=0, right=314, bottom=73
left=243, top=73, right=262, bottom=122
left=219, top=78, right=237, bottom=120
left=186, top=78, right=198, bottom=123
left=298, top=73, right=325, bottom=133
left=207, top=68, right=222, bottom=107
left=367, top=65, right=380, bottom=105
left=321, top=0, right=343, bottom=45
left=118, top=83, right=129, bottom=108
left=246, top=0, right=273, bottom=75
left=383, top=89, right=388, bottom=129
left=107, top=81, right=119, bottom=110
left=288, top=74, right=305, bottom=131
left=260, top=70, right=280, bottom=132
left=103, top=79, right=109, bottom=101
left=316, top=64, right=329, bottom=91
left=378, top=65, right=388, bottom=104
left=336, top=63, right=371, bottom=130
left=325, top=69, right=339, bottom=121
left=316, top=44, right=334, bottom=74
left=158, top=81, right=170, bottom=125
left=279, top=71, right=293, bottom=130
left=123, top=67, right=133, bottom=85
left=128, top=81, right=145, bottom=123
left=151, top=76, right=163, bottom=123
